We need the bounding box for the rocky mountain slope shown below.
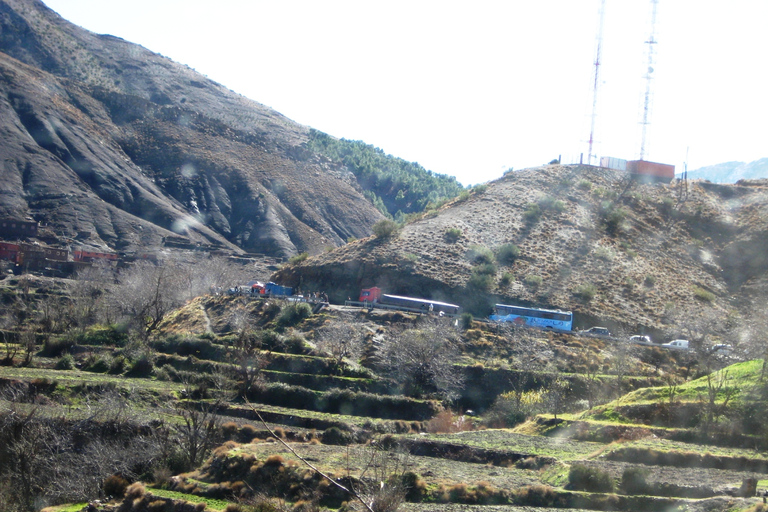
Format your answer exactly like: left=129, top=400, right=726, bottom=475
left=0, top=0, right=384, bottom=256
left=275, top=165, right=768, bottom=332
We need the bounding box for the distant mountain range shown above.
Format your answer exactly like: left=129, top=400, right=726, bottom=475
left=682, top=158, right=768, bottom=183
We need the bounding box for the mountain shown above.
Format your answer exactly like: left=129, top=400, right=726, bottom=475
left=682, top=158, right=768, bottom=183
left=0, top=0, right=394, bottom=256
left=275, top=165, right=768, bottom=333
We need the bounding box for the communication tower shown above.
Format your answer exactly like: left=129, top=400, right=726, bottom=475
left=587, top=0, right=607, bottom=166
left=638, top=0, right=659, bottom=160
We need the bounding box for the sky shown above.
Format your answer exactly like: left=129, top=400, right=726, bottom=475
left=41, top=1, right=768, bottom=186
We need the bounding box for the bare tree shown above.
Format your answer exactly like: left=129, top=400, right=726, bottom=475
left=173, top=400, right=223, bottom=471
left=376, top=318, right=464, bottom=402
left=228, top=303, right=267, bottom=397
left=68, top=261, right=117, bottom=331
left=315, top=318, right=364, bottom=366
left=112, top=260, right=190, bottom=339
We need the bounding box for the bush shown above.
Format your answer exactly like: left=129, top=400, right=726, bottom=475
left=499, top=272, right=513, bottom=286
left=55, top=353, right=75, bottom=370
left=459, top=313, right=474, bottom=330
left=473, top=262, right=497, bottom=276
left=103, top=474, right=130, bottom=497
left=127, top=354, right=154, bottom=376
left=40, top=338, right=75, bottom=358
left=538, top=196, right=566, bottom=213
left=574, top=283, right=597, bottom=301
left=568, top=464, right=614, bottom=493
left=523, top=203, right=541, bottom=222
left=288, top=252, right=309, bottom=264
left=577, top=179, right=592, bottom=190
left=621, top=467, right=650, bottom=494
left=444, top=227, right=462, bottom=243
left=468, top=272, right=494, bottom=292
left=694, top=287, right=715, bottom=302
left=372, top=219, right=400, bottom=238
left=523, top=275, right=543, bottom=288
left=77, top=324, right=129, bottom=347
left=321, top=426, right=355, bottom=445
left=277, top=303, right=312, bottom=328
left=644, top=275, right=656, bottom=287
left=495, top=243, right=520, bottom=265
left=466, top=245, right=495, bottom=265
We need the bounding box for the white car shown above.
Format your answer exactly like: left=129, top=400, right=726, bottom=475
left=662, top=339, right=689, bottom=350
left=630, top=335, right=652, bottom=345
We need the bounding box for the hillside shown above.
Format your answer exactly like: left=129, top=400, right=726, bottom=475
left=275, top=165, right=768, bottom=333
left=0, top=0, right=461, bottom=257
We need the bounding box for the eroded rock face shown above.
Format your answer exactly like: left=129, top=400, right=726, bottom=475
left=0, top=0, right=382, bottom=256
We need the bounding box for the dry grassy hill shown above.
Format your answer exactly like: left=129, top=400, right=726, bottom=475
left=275, top=165, right=768, bottom=332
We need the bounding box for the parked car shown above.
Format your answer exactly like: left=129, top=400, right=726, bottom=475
left=579, top=326, right=611, bottom=337
left=630, top=335, right=652, bottom=345
left=662, top=339, right=689, bottom=350
left=709, top=344, right=733, bottom=355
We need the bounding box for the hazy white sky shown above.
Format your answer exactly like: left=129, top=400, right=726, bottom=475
left=42, top=1, right=768, bottom=185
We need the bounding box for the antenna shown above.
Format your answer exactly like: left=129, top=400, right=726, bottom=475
left=639, top=0, right=659, bottom=160
left=587, top=0, right=607, bottom=166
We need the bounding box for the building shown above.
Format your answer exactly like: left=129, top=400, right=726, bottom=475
left=0, top=218, right=38, bottom=239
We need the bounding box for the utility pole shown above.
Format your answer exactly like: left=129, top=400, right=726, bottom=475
left=587, top=0, right=607, bottom=166
left=639, top=0, right=659, bottom=160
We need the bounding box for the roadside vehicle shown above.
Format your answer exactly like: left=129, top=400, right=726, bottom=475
left=490, top=304, right=573, bottom=331
left=579, top=326, right=611, bottom=337
left=662, top=339, right=689, bottom=350
left=630, top=335, right=653, bottom=345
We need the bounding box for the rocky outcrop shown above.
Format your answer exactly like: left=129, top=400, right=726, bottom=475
left=0, top=0, right=383, bottom=255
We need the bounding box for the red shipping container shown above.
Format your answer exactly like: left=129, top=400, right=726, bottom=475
left=627, top=160, right=675, bottom=181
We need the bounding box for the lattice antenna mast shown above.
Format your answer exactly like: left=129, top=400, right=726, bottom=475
left=639, top=0, right=659, bottom=160
left=587, top=0, right=607, bottom=166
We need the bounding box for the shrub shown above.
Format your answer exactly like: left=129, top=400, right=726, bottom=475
left=127, top=354, right=154, bottom=376
left=499, top=272, right=513, bottom=286
left=277, top=303, right=312, bottom=328
left=372, top=219, right=400, bottom=238
left=495, top=243, right=520, bottom=265
left=77, top=324, right=129, bottom=347
left=644, top=275, right=656, bottom=287
left=103, top=474, right=130, bottom=497
left=523, top=203, right=541, bottom=222
left=577, top=179, right=592, bottom=190
left=472, top=184, right=488, bottom=194
left=468, top=272, right=494, bottom=292
left=55, top=353, right=76, bottom=370
left=694, top=287, right=715, bottom=302
left=459, top=313, right=474, bottom=330
left=84, top=354, right=111, bottom=373
left=108, top=355, right=127, bottom=374
left=288, top=252, right=309, bottom=264
left=538, top=196, right=566, bottom=213
left=568, top=464, right=614, bottom=493
left=444, top=227, right=462, bottom=243
left=40, top=338, right=75, bottom=358
left=621, top=467, right=650, bottom=494
left=523, top=275, right=543, bottom=288
left=574, top=283, right=597, bottom=301
left=322, top=426, right=355, bottom=445
left=466, top=245, right=495, bottom=265
left=594, top=246, right=615, bottom=261
left=473, top=262, right=497, bottom=276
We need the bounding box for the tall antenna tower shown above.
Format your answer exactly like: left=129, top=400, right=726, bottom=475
left=587, top=0, right=607, bottom=166
left=638, top=0, right=659, bottom=160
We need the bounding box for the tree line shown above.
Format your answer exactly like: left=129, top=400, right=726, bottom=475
left=306, top=129, right=466, bottom=219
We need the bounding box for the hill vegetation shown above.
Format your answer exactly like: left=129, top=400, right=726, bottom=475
left=307, top=129, right=466, bottom=219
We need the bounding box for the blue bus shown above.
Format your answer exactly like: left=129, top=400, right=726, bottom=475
left=490, top=304, right=573, bottom=331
